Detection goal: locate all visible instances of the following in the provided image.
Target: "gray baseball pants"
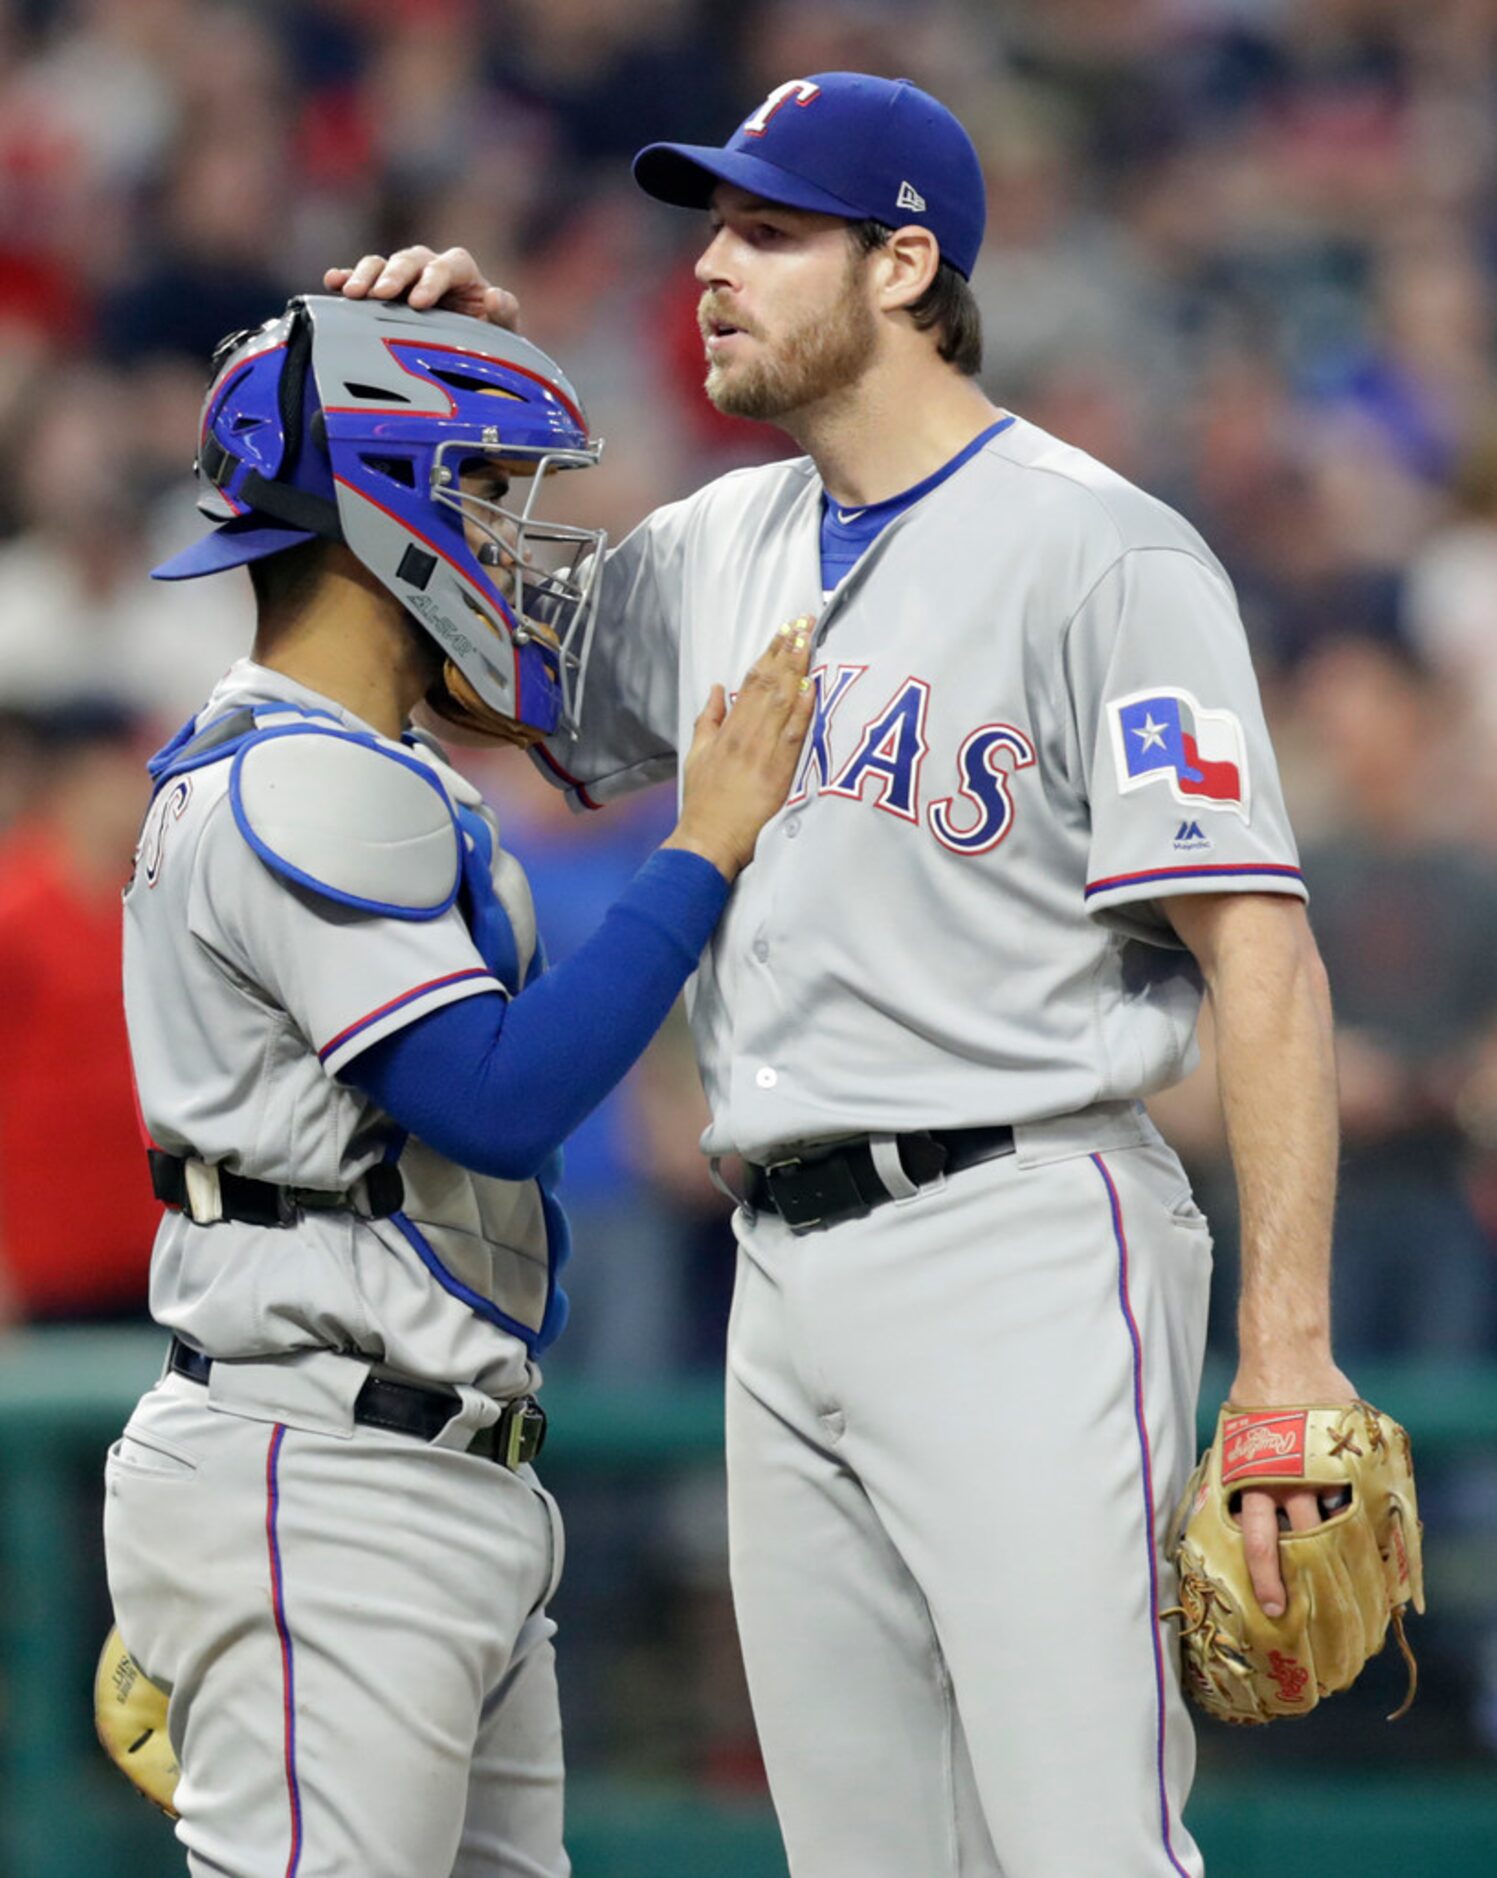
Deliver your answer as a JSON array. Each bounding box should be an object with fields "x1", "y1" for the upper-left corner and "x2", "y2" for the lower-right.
[
  {"x1": 726, "y1": 1104, "x2": 1211, "y2": 1877},
  {"x1": 104, "y1": 1358, "x2": 568, "y2": 1877}
]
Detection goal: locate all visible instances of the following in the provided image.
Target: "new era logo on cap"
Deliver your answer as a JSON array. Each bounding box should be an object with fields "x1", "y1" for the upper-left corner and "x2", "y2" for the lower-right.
[{"x1": 632, "y1": 72, "x2": 988, "y2": 280}]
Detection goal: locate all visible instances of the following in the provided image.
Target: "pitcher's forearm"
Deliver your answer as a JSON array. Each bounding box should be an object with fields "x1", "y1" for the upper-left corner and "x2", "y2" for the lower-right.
[
  {"x1": 1165, "y1": 894, "x2": 1342, "y2": 1394},
  {"x1": 1221, "y1": 925, "x2": 1338, "y2": 1373}
]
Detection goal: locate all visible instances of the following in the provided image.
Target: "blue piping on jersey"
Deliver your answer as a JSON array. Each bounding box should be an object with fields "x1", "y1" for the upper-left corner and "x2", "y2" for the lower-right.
[
  {"x1": 317, "y1": 969, "x2": 496, "y2": 1063},
  {"x1": 227, "y1": 722, "x2": 461, "y2": 923},
  {"x1": 1085, "y1": 862, "x2": 1304, "y2": 899}
]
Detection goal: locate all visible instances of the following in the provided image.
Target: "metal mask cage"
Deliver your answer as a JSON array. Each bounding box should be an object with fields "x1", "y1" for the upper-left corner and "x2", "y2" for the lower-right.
[{"x1": 429, "y1": 436, "x2": 606, "y2": 737}]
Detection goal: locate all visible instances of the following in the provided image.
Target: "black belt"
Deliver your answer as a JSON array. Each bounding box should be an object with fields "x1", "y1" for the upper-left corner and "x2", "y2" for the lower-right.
[
  {"x1": 149, "y1": 1150, "x2": 403, "y2": 1228},
  {"x1": 167, "y1": 1337, "x2": 546, "y2": 1469},
  {"x1": 745, "y1": 1124, "x2": 1016, "y2": 1234}
]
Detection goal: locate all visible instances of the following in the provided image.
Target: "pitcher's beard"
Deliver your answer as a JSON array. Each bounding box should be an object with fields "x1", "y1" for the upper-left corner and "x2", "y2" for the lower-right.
[{"x1": 704, "y1": 282, "x2": 879, "y2": 421}]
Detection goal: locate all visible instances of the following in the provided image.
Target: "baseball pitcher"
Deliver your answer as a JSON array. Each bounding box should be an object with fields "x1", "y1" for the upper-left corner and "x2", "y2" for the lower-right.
[{"x1": 332, "y1": 72, "x2": 1422, "y2": 1878}]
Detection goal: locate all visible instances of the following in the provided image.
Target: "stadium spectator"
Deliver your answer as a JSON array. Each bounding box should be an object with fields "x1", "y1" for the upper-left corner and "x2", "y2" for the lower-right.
[{"x1": 0, "y1": 699, "x2": 157, "y2": 1324}]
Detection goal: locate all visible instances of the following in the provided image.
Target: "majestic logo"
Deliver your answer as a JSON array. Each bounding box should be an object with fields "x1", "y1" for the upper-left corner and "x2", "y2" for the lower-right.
[
  {"x1": 1267, "y1": 1651, "x2": 1310, "y2": 1702},
  {"x1": 1109, "y1": 687, "x2": 1250, "y2": 820},
  {"x1": 1221, "y1": 1411, "x2": 1308, "y2": 1485},
  {"x1": 896, "y1": 180, "x2": 927, "y2": 213},
  {"x1": 741, "y1": 79, "x2": 822, "y2": 137},
  {"x1": 1173, "y1": 818, "x2": 1210, "y2": 851}
]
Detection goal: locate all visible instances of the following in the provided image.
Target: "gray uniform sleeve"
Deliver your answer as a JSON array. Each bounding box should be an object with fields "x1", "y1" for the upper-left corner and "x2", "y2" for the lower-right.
[
  {"x1": 534, "y1": 497, "x2": 692, "y2": 808},
  {"x1": 188, "y1": 801, "x2": 503, "y2": 1078},
  {"x1": 1062, "y1": 546, "x2": 1306, "y2": 942}
]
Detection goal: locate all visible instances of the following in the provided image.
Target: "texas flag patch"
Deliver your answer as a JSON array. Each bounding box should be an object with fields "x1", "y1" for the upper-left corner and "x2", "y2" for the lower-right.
[{"x1": 1108, "y1": 687, "x2": 1250, "y2": 821}]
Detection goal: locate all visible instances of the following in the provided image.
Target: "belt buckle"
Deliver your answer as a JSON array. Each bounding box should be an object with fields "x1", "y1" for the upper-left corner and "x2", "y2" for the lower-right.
[
  {"x1": 765, "y1": 1150, "x2": 867, "y2": 1234},
  {"x1": 758, "y1": 1155, "x2": 813, "y2": 1231},
  {"x1": 762, "y1": 1154, "x2": 820, "y2": 1232},
  {"x1": 495, "y1": 1397, "x2": 546, "y2": 1469}
]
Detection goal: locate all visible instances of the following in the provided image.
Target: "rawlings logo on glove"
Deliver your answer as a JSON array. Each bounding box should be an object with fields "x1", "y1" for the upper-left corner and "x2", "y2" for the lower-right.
[
  {"x1": 1165, "y1": 1400, "x2": 1425, "y2": 1726},
  {"x1": 1220, "y1": 1412, "x2": 1306, "y2": 1481}
]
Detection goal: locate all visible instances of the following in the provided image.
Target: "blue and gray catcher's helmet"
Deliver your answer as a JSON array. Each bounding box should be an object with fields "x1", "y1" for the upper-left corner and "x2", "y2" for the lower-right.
[{"x1": 153, "y1": 294, "x2": 606, "y2": 744}]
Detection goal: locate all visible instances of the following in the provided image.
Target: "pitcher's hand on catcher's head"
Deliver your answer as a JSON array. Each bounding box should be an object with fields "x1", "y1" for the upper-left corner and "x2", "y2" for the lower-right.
[{"x1": 325, "y1": 248, "x2": 519, "y2": 329}]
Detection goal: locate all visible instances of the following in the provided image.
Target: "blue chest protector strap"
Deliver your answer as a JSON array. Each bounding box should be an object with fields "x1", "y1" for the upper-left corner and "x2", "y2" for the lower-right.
[{"x1": 454, "y1": 802, "x2": 524, "y2": 991}]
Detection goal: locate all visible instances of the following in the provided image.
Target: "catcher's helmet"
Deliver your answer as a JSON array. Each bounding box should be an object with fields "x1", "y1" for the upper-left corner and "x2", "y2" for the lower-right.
[{"x1": 153, "y1": 295, "x2": 606, "y2": 742}]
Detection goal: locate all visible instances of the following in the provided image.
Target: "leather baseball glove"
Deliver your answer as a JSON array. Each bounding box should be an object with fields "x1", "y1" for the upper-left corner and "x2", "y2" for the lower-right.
[
  {"x1": 1166, "y1": 1400, "x2": 1424, "y2": 1726},
  {"x1": 94, "y1": 1626, "x2": 180, "y2": 1817}
]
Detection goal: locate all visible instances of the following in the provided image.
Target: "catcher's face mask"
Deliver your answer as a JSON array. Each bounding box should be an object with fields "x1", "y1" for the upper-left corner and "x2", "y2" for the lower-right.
[{"x1": 153, "y1": 295, "x2": 607, "y2": 744}]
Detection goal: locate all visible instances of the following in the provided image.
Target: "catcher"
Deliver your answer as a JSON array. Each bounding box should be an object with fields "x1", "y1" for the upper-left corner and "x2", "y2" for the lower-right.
[{"x1": 97, "y1": 293, "x2": 813, "y2": 1872}]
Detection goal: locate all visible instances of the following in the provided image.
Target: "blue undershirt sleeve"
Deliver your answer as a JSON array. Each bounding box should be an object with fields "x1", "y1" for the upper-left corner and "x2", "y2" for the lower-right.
[{"x1": 341, "y1": 848, "x2": 727, "y2": 1181}]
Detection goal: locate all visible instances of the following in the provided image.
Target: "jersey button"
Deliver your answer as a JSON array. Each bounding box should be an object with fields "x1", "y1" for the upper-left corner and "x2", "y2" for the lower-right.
[
  {"x1": 752, "y1": 939, "x2": 770, "y2": 962},
  {"x1": 755, "y1": 1066, "x2": 778, "y2": 1089},
  {"x1": 783, "y1": 817, "x2": 801, "y2": 839}
]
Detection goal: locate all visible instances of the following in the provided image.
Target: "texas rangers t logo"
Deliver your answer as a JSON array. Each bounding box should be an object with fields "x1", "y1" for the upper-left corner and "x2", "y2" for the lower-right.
[
  {"x1": 1109, "y1": 687, "x2": 1250, "y2": 820},
  {"x1": 741, "y1": 80, "x2": 822, "y2": 137}
]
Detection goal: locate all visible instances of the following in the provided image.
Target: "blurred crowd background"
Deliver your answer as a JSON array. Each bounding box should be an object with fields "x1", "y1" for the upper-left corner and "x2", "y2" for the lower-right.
[{"x1": 1, "y1": 0, "x2": 1495, "y2": 1824}]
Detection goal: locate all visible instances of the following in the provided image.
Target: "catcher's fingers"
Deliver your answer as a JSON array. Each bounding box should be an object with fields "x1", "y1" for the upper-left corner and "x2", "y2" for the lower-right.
[
  {"x1": 735, "y1": 624, "x2": 813, "y2": 725},
  {"x1": 1239, "y1": 1485, "x2": 1322, "y2": 1616},
  {"x1": 689, "y1": 684, "x2": 728, "y2": 745},
  {"x1": 748, "y1": 615, "x2": 814, "y2": 687},
  {"x1": 687, "y1": 621, "x2": 812, "y2": 745}
]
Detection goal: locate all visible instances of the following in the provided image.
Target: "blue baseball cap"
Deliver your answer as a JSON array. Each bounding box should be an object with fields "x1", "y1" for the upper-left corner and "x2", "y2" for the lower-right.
[{"x1": 633, "y1": 72, "x2": 986, "y2": 281}]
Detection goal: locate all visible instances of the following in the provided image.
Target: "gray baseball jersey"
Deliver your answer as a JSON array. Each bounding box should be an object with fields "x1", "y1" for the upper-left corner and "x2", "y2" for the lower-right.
[
  {"x1": 113, "y1": 658, "x2": 574, "y2": 1876},
  {"x1": 542, "y1": 414, "x2": 1305, "y2": 1162},
  {"x1": 534, "y1": 410, "x2": 1310, "y2": 1875},
  {"x1": 126, "y1": 659, "x2": 555, "y2": 1396}
]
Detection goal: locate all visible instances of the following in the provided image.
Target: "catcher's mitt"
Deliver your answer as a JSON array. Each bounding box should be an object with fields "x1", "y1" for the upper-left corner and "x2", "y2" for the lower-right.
[
  {"x1": 1166, "y1": 1401, "x2": 1424, "y2": 1726},
  {"x1": 94, "y1": 1626, "x2": 180, "y2": 1817}
]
